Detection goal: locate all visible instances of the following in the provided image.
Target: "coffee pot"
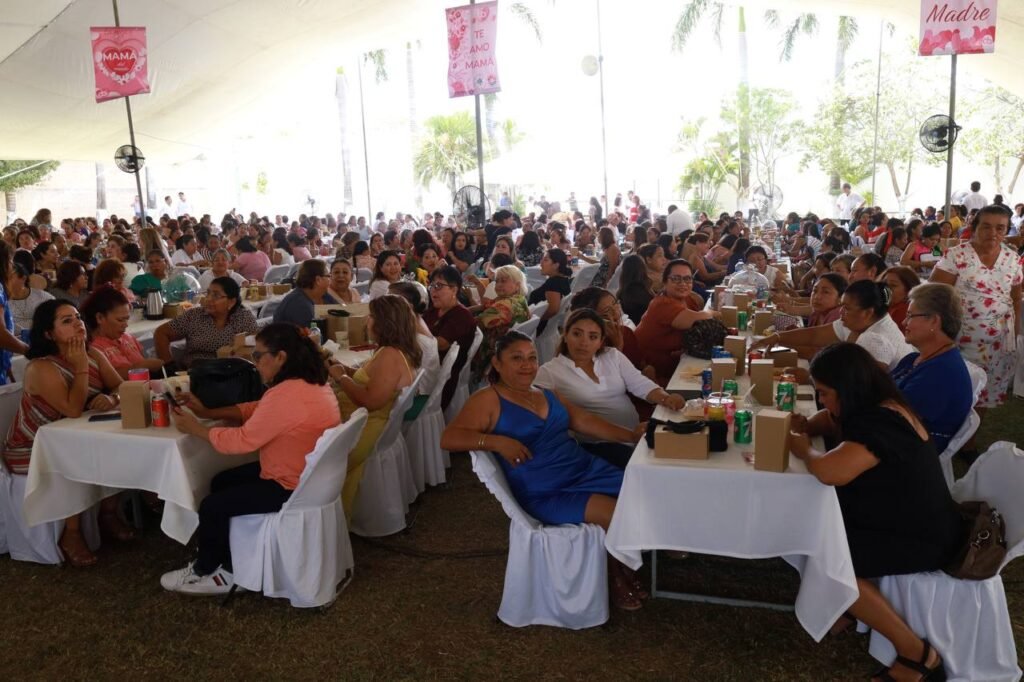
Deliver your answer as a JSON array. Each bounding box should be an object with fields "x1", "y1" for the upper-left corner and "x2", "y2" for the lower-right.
[{"x1": 144, "y1": 288, "x2": 165, "y2": 320}]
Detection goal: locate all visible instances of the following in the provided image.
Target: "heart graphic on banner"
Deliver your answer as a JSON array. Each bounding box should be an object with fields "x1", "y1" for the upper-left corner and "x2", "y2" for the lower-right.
[{"x1": 101, "y1": 47, "x2": 137, "y2": 77}]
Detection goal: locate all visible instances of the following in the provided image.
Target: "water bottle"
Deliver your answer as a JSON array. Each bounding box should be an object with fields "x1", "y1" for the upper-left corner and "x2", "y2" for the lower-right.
[
  {"x1": 308, "y1": 323, "x2": 322, "y2": 346},
  {"x1": 773, "y1": 235, "x2": 782, "y2": 259}
]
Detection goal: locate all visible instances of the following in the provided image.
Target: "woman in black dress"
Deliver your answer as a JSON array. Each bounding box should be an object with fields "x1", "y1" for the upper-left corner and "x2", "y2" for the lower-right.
[
  {"x1": 791, "y1": 342, "x2": 960, "y2": 680},
  {"x1": 527, "y1": 248, "x2": 572, "y2": 335}
]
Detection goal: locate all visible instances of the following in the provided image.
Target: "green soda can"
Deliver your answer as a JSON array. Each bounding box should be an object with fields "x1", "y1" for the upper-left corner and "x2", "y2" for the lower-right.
[
  {"x1": 775, "y1": 381, "x2": 796, "y2": 412},
  {"x1": 722, "y1": 379, "x2": 739, "y2": 397},
  {"x1": 737, "y1": 310, "x2": 748, "y2": 331},
  {"x1": 734, "y1": 410, "x2": 753, "y2": 444}
]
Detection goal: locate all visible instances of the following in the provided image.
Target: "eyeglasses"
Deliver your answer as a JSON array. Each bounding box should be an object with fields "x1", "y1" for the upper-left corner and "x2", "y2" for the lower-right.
[
  {"x1": 206, "y1": 292, "x2": 227, "y2": 300},
  {"x1": 428, "y1": 282, "x2": 454, "y2": 290},
  {"x1": 251, "y1": 349, "x2": 267, "y2": 361},
  {"x1": 904, "y1": 312, "x2": 933, "y2": 321},
  {"x1": 666, "y1": 275, "x2": 693, "y2": 284}
]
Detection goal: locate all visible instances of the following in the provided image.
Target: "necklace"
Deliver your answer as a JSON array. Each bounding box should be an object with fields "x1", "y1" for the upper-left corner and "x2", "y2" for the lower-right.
[
  {"x1": 914, "y1": 342, "x2": 954, "y2": 366},
  {"x1": 498, "y1": 381, "x2": 542, "y2": 412}
]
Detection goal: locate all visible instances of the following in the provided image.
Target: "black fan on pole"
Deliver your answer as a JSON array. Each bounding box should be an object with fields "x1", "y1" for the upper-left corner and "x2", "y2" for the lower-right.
[
  {"x1": 453, "y1": 185, "x2": 490, "y2": 228},
  {"x1": 919, "y1": 115, "x2": 961, "y2": 153},
  {"x1": 114, "y1": 144, "x2": 145, "y2": 173}
]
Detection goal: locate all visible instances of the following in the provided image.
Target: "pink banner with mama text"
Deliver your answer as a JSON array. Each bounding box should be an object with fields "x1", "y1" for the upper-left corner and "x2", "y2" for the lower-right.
[
  {"x1": 446, "y1": 1, "x2": 500, "y2": 98},
  {"x1": 91, "y1": 26, "x2": 151, "y2": 103},
  {"x1": 919, "y1": 0, "x2": 997, "y2": 56}
]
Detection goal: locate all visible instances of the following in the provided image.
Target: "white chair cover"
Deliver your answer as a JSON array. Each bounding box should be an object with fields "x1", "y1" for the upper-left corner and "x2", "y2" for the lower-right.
[
  {"x1": 605, "y1": 263, "x2": 622, "y2": 293},
  {"x1": 228, "y1": 410, "x2": 368, "y2": 608},
  {"x1": 470, "y1": 450, "x2": 609, "y2": 629},
  {"x1": 403, "y1": 344, "x2": 459, "y2": 490},
  {"x1": 535, "y1": 295, "x2": 572, "y2": 365},
  {"x1": 263, "y1": 264, "x2": 291, "y2": 283},
  {"x1": 444, "y1": 328, "x2": 483, "y2": 423},
  {"x1": 868, "y1": 441, "x2": 1024, "y2": 682},
  {"x1": 527, "y1": 301, "x2": 548, "y2": 319},
  {"x1": 512, "y1": 316, "x2": 541, "y2": 339},
  {"x1": 261, "y1": 299, "x2": 283, "y2": 320},
  {"x1": 356, "y1": 267, "x2": 373, "y2": 283},
  {"x1": 570, "y1": 263, "x2": 600, "y2": 293},
  {"x1": 939, "y1": 361, "x2": 987, "y2": 488},
  {"x1": 350, "y1": 372, "x2": 423, "y2": 537},
  {"x1": 0, "y1": 381, "x2": 102, "y2": 562},
  {"x1": 525, "y1": 266, "x2": 544, "y2": 290},
  {"x1": 352, "y1": 281, "x2": 369, "y2": 296}
]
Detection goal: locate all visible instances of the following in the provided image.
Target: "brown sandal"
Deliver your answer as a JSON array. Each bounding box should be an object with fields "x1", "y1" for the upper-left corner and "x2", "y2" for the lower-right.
[
  {"x1": 59, "y1": 534, "x2": 97, "y2": 568},
  {"x1": 100, "y1": 512, "x2": 137, "y2": 542},
  {"x1": 611, "y1": 574, "x2": 644, "y2": 611}
]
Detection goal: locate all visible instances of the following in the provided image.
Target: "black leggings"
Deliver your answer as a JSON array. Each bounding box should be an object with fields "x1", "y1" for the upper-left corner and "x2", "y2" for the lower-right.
[{"x1": 194, "y1": 462, "x2": 292, "y2": 575}]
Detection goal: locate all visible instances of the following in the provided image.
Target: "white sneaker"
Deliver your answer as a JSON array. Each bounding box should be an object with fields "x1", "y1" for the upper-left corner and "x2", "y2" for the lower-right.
[{"x1": 160, "y1": 562, "x2": 242, "y2": 596}]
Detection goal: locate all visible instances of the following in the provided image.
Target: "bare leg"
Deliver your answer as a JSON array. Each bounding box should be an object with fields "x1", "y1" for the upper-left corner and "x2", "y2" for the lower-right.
[
  {"x1": 99, "y1": 494, "x2": 136, "y2": 542},
  {"x1": 849, "y1": 578, "x2": 940, "y2": 681},
  {"x1": 59, "y1": 513, "x2": 97, "y2": 567},
  {"x1": 584, "y1": 494, "x2": 645, "y2": 610}
]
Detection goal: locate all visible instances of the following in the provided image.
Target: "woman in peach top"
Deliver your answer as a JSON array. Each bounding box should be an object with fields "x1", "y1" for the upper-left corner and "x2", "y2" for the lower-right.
[{"x1": 162, "y1": 323, "x2": 341, "y2": 596}]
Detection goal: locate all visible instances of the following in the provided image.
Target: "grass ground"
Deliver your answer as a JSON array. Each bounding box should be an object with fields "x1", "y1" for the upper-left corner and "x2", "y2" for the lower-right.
[{"x1": 1, "y1": 400, "x2": 1022, "y2": 680}]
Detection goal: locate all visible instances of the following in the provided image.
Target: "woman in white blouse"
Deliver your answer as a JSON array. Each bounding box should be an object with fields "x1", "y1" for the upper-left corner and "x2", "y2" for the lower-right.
[
  {"x1": 534, "y1": 308, "x2": 684, "y2": 468},
  {"x1": 388, "y1": 281, "x2": 440, "y2": 420}
]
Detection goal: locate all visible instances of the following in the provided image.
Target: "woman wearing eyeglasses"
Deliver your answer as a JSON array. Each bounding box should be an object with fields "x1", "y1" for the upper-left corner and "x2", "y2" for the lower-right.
[
  {"x1": 154, "y1": 276, "x2": 258, "y2": 369},
  {"x1": 633, "y1": 259, "x2": 718, "y2": 385},
  {"x1": 425, "y1": 266, "x2": 477, "y2": 410}
]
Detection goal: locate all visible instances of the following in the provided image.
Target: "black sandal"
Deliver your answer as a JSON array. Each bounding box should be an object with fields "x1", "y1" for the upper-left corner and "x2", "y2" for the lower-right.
[
  {"x1": 829, "y1": 610, "x2": 857, "y2": 637},
  {"x1": 873, "y1": 640, "x2": 946, "y2": 681}
]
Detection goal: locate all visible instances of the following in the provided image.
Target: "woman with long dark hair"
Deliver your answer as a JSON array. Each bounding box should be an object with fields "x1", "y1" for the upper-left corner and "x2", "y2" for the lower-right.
[
  {"x1": 164, "y1": 323, "x2": 341, "y2": 595},
  {"x1": 790, "y1": 343, "x2": 958, "y2": 679}
]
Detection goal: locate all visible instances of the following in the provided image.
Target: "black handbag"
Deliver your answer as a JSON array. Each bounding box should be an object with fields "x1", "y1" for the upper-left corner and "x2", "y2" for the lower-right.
[
  {"x1": 188, "y1": 358, "x2": 266, "y2": 409},
  {"x1": 943, "y1": 500, "x2": 1007, "y2": 581},
  {"x1": 683, "y1": 318, "x2": 729, "y2": 359}
]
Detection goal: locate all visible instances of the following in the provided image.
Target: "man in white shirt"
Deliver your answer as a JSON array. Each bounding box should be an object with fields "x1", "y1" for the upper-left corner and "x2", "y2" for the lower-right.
[
  {"x1": 162, "y1": 195, "x2": 174, "y2": 218},
  {"x1": 175, "y1": 192, "x2": 193, "y2": 218},
  {"x1": 170, "y1": 234, "x2": 208, "y2": 267},
  {"x1": 962, "y1": 181, "x2": 988, "y2": 213},
  {"x1": 835, "y1": 183, "x2": 864, "y2": 227},
  {"x1": 665, "y1": 204, "x2": 693, "y2": 236}
]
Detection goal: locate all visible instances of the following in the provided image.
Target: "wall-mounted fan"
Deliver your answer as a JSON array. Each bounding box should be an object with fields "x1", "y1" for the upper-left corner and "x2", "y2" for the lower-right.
[
  {"x1": 919, "y1": 115, "x2": 961, "y2": 153},
  {"x1": 114, "y1": 144, "x2": 145, "y2": 173},
  {"x1": 453, "y1": 185, "x2": 490, "y2": 228}
]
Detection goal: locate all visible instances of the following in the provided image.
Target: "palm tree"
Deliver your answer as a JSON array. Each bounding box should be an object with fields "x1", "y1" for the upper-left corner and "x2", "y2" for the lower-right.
[
  {"x1": 334, "y1": 67, "x2": 354, "y2": 211},
  {"x1": 413, "y1": 112, "x2": 479, "y2": 197},
  {"x1": 95, "y1": 162, "x2": 107, "y2": 216},
  {"x1": 406, "y1": 41, "x2": 423, "y2": 213},
  {"x1": 672, "y1": 2, "x2": 752, "y2": 202},
  {"x1": 764, "y1": 11, "x2": 859, "y2": 194}
]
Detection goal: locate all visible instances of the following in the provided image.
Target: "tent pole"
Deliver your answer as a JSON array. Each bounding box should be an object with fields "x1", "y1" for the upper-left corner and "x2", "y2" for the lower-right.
[
  {"x1": 596, "y1": 0, "x2": 609, "y2": 218},
  {"x1": 357, "y1": 57, "x2": 372, "y2": 220},
  {"x1": 471, "y1": 0, "x2": 485, "y2": 205},
  {"x1": 111, "y1": 0, "x2": 147, "y2": 226},
  {"x1": 944, "y1": 54, "x2": 957, "y2": 221}
]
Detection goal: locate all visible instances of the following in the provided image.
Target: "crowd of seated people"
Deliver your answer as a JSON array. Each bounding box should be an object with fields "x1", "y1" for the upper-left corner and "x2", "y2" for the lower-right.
[{"x1": 1, "y1": 199, "x2": 1015, "y2": 679}]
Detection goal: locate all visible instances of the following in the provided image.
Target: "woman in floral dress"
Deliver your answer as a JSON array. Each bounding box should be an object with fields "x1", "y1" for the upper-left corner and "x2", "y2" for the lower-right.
[
  {"x1": 471, "y1": 265, "x2": 529, "y2": 385},
  {"x1": 932, "y1": 205, "x2": 1022, "y2": 409}
]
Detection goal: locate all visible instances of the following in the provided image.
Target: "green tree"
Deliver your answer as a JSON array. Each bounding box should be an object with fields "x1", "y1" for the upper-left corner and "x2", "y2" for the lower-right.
[
  {"x1": 764, "y1": 11, "x2": 860, "y2": 193},
  {"x1": 961, "y1": 86, "x2": 1024, "y2": 194},
  {"x1": 1, "y1": 160, "x2": 59, "y2": 218},
  {"x1": 799, "y1": 90, "x2": 874, "y2": 190},
  {"x1": 255, "y1": 171, "x2": 269, "y2": 195},
  {"x1": 413, "y1": 112, "x2": 479, "y2": 196},
  {"x1": 672, "y1": 2, "x2": 752, "y2": 201},
  {"x1": 723, "y1": 88, "x2": 801, "y2": 210},
  {"x1": 675, "y1": 118, "x2": 737, "y2": 215}
]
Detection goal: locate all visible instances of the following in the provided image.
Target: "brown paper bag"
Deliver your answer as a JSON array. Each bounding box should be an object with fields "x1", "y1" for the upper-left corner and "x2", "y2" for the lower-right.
[
  {"x1": 120, "y1": 381, "x2": 152, "y2": 429},
  {"x1": 754, "y1": 409, "x2": 791, "y2": 473}
]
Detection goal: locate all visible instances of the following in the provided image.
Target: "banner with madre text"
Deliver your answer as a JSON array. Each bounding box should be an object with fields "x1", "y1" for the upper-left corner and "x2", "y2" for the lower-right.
[
  {"x1": 446, "y1": 2, "x2": 500, "y2": 98},
  {"x1": 919, "y1": 0, "x2": 997, "y2": 56},
  {"x1": 91, "y1": 27, "x2": 151, "y2": 103}
]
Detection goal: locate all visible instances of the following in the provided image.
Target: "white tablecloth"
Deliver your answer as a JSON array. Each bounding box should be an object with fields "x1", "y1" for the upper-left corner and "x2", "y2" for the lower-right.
[
  {"x1": 23, "y1": 413, "x2": 255, "y2": 544},
  {"x1": 605, "y1": 400, "x2": 858, "y2": 641}
]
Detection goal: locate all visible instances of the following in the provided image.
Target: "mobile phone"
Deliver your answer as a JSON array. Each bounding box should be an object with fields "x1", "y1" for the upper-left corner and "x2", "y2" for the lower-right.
[
  {"x1": 162, "y1": 391, "x2": 180, "y2": 408},
  {"x1": 88, "y1": 412, "x2": 122, "y2": 422}
]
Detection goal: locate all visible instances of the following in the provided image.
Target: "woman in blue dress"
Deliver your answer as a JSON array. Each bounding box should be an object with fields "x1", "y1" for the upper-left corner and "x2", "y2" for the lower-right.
[
  {"x1": 442, "y1": 330, "x2": 647, "y2": 610},
  {"x1": 0, "y1": 241, "x2": 29, "y2": 382}
]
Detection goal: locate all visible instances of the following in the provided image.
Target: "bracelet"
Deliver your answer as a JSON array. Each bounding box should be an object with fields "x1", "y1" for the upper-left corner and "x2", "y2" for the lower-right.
[
  {"x1": 477, "y1": 434, "x2": 487, "y2": 449},
  {"x1": 74, "y1": 370, "x2": 89, "y2": 376}
]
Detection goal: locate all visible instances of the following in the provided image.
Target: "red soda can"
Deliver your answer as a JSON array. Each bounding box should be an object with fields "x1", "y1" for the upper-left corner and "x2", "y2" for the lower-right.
[
  {"x1": 152, "y1": 396, "x2": 170, "y2": 427},
  {"x1": 128, "y1": 368, "x2": 150, "y2": 382}
]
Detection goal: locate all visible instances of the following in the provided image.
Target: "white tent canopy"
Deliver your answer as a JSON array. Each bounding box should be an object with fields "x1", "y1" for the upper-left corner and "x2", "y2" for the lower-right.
[
  {"x1": 0, "y1": 0, "x2": 445, "y2": 161},
  {"x1": 0, "y1": 0, "x2": 1022, "y2": 162}
]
